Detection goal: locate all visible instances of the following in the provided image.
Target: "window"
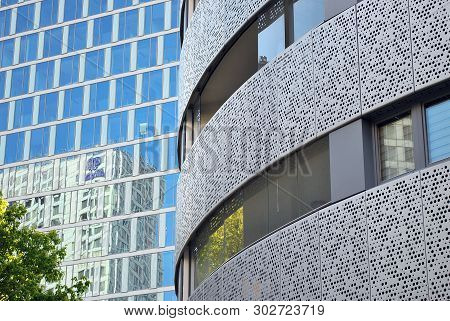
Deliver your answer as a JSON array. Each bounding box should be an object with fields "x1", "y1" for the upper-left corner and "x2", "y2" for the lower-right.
[
  {"x1": 145, "y1": 3, "x2": 164, "y2": 34},
  {"x1": 169, "y1": 67, "x2": 178, "y2": 97},
  {"x1": 11, "y1": 66, "x2": 30, "y2": 97},
  {"x1": 257, "y1": 0, "x2": 285, "y2": 68},
  {"x1": 111, "y1": 44, "x2": 131, "y2": 75},
  {"x1": 89, "y1": 0, "x2": 108, "y2": 15},
  {"x1": 19, "y1": 34, "x2": 38, "y2": 63},
  {"x1": 161, "y1": 102, "x2": 177, "y2": 134},
  {"x1": 89, "y1": 81, "x2": 110, "y2": 112},
  {"x1": 93, "y1": 16, "x2": 112, "y2": 46},
  {"x1": 160, "y1": 173, "x2": 178, "y2": 208},
  {"x1": 67, "y1": 22, "x2": 87, "y2": 52},
  {"x1": 63, "y1": 87, "x2": 83, "y2": 118},
  {"x1": 81, "y1": 117, "x2": 102, "y2": 149},
  {"x1": 13, "y1": 98, "x2": 33, "y2": 128},
  {"x1": 35, "y1": 61, "x2": 55, "y2": 91},
  {"x1": 60, "y1": 56, "x2": 79, "y2": 86},
  {"x1": 5, "y1": 132, "x2": 25, "y2": 164},
  {"x1": 107, "y1": 111, "x2": 128, "y2": 144},
  {"x1": 137, "y1": 38, "x2": 158, "y2": 69},
  {"x1": 0, "y1": 39, "x2": 14, "y2": 67},
  {"x1": 16, "y1": 4, "x2": 35, "y2": 33},
  {"x1": 166, "y1": 137, "x2": 178, "y2": 170},
  {"x1": 118, "y1": 9, "x2": 138, "y2": 41},
  {"x1": 30, "y1": 127, "x2": 50, "y2": 159},
  {"x1": 171, "y1": 0, "x2": 179, "y2": 29},
  {"x1": 426, "y1": 99, "x2": 450, "y2": 163},
  {"x1": 131, "y1": 178, "x2": 153, "y2": 213},
  {"x1": 163, "y1": 33, "x2": 179, "y2": 64},
  {"x1": 134, "y1": 106, "x2": 155, "y2": 139},
  {"x1": 55, "y1": 122, "x2": 76, "y2": 154},
  {"x1": 111, "y1": 145, "x2": 134, "y2": 180},
  {"x1": 43, "y1": 28, "x2": 63, "y2": 58},
  {"x1": 114, "y1": 0, "x2": 133, "y2": 9},
  {"x1": 38, "y1": 92, "x2": 58, "y2": 123},
  {"x1": 85, "y1": 49, "x2": 105, "y2": 81},
  {"x1": 64, "y1": 0, "x2": 83, "y2": 22},
  {"x1": 292, "y1": 0, "x2": 324, "y2": 41},
  {"x1": 0, "y1": 103, "x2": 8, "y2": 131},
  {"x1": 40, "y1": 0, "x2": 59, "y2": 27},
  {"x1": 141, "y1": 70, "x2": 162, "y2": 102},
  {"x1": 0, "y1": 10, "x2": 11, "y2": 37},
  {"x1": 0, "y1": 71, "x2": 5, "y2": 99},
  {"x1": 378, "y1": 113, "x2": 415, "y2": 181},
  {"x1": 139, "y1": 140, "x2": 161, "y2": 173},
  {"x1": 115, "y1": 76, "x2": 135, "y2": 108}
]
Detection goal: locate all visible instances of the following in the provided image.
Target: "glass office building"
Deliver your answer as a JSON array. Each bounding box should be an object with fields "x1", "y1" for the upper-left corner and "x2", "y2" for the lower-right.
[{"x1": 0, "y1": 0, "x2": 180, "y2": 301}]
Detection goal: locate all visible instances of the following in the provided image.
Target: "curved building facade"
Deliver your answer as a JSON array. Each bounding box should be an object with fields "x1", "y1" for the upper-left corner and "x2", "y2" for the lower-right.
[{"x1": 175, "y1": 0, "x2": 450, "y2": 300}]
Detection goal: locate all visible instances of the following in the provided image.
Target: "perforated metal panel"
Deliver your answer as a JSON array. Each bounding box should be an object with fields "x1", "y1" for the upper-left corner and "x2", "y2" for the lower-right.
[
  {"x1": 221, "y1": 251, "x2": 249, "y2": 301},
  {"x1": 421, "y1": 162, "x2": 450, "y2": 300},
  {"x1": 202, "y1": 268, "x2": 224, "y2": 301},
  {"x1": 366, "y1": 172, "x2": 428, "y2": 300},
  {"x1": 357, "y1": 0, "x2": 414, "y2": 113},
  {"x1": 279, "y1": 213, "x2": 321, "y2": 301},
  {"x1": 189, "y1": 284, "x2": 204, "y2": 301},
  {"x1": 319, "y1": 193, "x2": 370, "y2": 301},
  {"x1": 410, "y1": 0, "x2": 450, "y2": 89},
  {"x1": 314, "y1": 6, "x2": 360, "y2": 135}
]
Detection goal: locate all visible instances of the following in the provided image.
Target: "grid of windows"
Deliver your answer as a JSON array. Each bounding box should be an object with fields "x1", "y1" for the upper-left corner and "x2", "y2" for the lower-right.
[{"x1": 0, "y1": 0, "x2": 180, "y2": 301}]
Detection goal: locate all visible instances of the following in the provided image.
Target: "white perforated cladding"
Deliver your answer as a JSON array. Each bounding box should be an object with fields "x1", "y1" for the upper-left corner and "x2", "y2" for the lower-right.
[
  {"x1": 410, "y1": 0, "x2": 450, "y2": 89},
  {"x1": 189, "y1": 161, "x2": 450, "y2": 301}
]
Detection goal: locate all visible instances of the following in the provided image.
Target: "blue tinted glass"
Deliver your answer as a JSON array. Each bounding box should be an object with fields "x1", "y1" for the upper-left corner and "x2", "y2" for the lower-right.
[
  {"x1": 0, "y1": 103, "x2": 8, "y2": 131},
  {"x1": 160, "y1": 173, "x2": 178, "y2": 207},
  {"x1": 13, "y1": 98, "x2": 33, "y2": 128},
  {"x1": 163, "y1": 33, "x2": 178, "y2": 64},
  {"x1": 19, "y1": 34, "x2": 38, "y2": 63},
  {"x1": 258, "y1": 11, "x2": 285, "y2": 67},
  {"x1": 38, "y1": 92, "x2": 58, "y2": 123},
  {"x1": 111, "y1": 44, "x2": 130, "y2": 75},
  {"x1": 293, "y1": 0, "x2": 324, "y2": 41},
  {"x1": 1, "y1": 39, "x2": 14, "y2": 67},
  {"x1": 114, "y1": 0, "x2": 132, "y2": 10},
  {"x1": 167, "y1": 137, "x2": 178, "y2": 169},
  {"x1": 40, "y1": 0, "x2": 59, "y2": 27},
  {"x1": 89, "y1": 0, "x2": 107, "y2": 15},
  {"x1": 149, "y1": 70, "x2": 162, "y2": 101},
  {"x1": 43, "y1": 28, "x2": 63, "y2": 58},
  {"x1": 119, "y1": 9, "x2": 138, "y2": 40},
  {"x1": 11, "y1": 67, "x2": 30, "y2": 97},
  {"x1": 63, "y1": 87, "x2": 83, "y2": 118},
  {"x1": 116, "y1": 76, "x2": 135, "y2": 108},
  {"x1": 90, "y1": 81, "x2": 109, "y2": 113},
  {"x1": 165, "y1": 212, "x2": 175, "y2": 246},
  {"x1": 163, "y1": 291, "x2": 177, "y2": 301},
  {"x1": 81, "y1": 117, "x2": 102, "y2": 149},
  {"x1": 16, "y1": 4, "x2": 35, "y2": 33},
  {"x1": 137, "y1": 38, "x2": 158, "y2": 70},
  {"x1": 5, "y1": 132, "x2": 24, "y2": 164},
  {"x1": 161, "y1": 102, "x2": 177, "y2": 134},
  {"x1": 93, "y1": 16, "x2": 112, "y2": 46},
  {"x1": 151, "y1": 4, "x2": 164, "y2": 33},
  {"x1": 64, "y1": 0, "x2": 83, "y2": 22},
  {"x1": 108, "y1": 112, "x2": 128, "y2": 144},
  {"x1": 60, "y1": 56, "x2": 79, "y2": 86},
  {"x1": 30, "y1": 127, "x2": 49, "y2": 159},
  {"x1": 85, "y1": 49, "x2": 105, "y2": 81},
  {"x1": 171, "y1": 0, "x2": 179, "y2": 29},
  {"x1": 67, "y1": 22, "x2": 87, "y2": 52},
  {"x1": 134, "y1": 106, "x2": 155, "y2": 139},
  {"x1": 427, "y1": 100, "x2": 450, "y2": 163},
  {"x1": 169, "y1": 67, "x2": 177, "y2": 97},
  {"x1": 55, "y1": 122, "x2": 75, "y2": 154},
  {"x1": 0, "y1": 10, "x2": 11, "y2": 37},
  {"x1": 161, "y1": 251, "x2": 174, "y2": 286},
  {"x1": 139, "y1": 140, "x2": 161, "y2": 171},
  {"x1": 35, "y1": 61, "x2": 55, "y2": 91},
  {"x1": 0, "y1": 71, "x2": 5, "y2": 99}
]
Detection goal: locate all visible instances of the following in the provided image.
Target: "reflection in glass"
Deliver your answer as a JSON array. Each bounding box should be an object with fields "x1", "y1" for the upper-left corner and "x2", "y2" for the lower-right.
[
  {"x1": 109, "y1": 220, "x2": 131, "y2": 255},
  {"x1": 293, "y1": 0, "x2": 324, "y2": 41},
  {"x1": 426, "y1": 99, "x2": 450, "y2": 163}
]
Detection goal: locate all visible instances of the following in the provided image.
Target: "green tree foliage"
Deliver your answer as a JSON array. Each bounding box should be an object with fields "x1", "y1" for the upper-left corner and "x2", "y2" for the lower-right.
[{"x1": 0, "y1": 196, "x2": 89, "y2": 301}]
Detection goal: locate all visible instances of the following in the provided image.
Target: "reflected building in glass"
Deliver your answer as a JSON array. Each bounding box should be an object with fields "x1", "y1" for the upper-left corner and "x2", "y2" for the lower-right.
[{"x1": 0, "y1": 0, "x2": 180, "y2": 301}]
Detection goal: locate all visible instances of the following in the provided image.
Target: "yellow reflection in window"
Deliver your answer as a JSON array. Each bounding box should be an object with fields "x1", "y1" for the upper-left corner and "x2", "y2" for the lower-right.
[{"x1": 224, "y1": 206, "x2": 244, "y2": 261}]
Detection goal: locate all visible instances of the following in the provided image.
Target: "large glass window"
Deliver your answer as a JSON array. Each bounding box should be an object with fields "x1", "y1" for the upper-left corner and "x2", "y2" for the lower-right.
[
  {"x1": 13, "y1": 98, "x2": 33, "y2": 128},
  {"x1": 137, "y1": 38, "x2": 158, "y2": 69},
  {"x1": 67, "y1": 22, "x2": 87, "y2": 52},
  {"x1": 30, "y1": 127, "x2": 50, "y2": 159},
  {"x1": 89, "y1": 81, "x2": 110, "y2": 112},
  {"x1": 161, "y1": 102, "x2": 177, "y2": 134},
  {"x1": 35, "y1": 61, "x2": 55, "y2": 91},
  {"x1": 139, "y1": 140, "x2": 161, "y2": 173},
  {"x1": 55, "y1": 122, "x2": 76, "y2": 154},
  {"x1": 5, "y1": 132, "x2": 25, "y2": 164},
  {"x1": 145, "y1": 3, "x2": 164, "y2": 34},
  {"x1": 115, "y1": 76, "x2": 135, "y2": 108},
  {"x1": 38, "y1": 92, "x2": 58, "y2": 123},
  {"x1": 111, "y1": 44, "x2": 131, "y2": 75},
  {"x1": 0, "y1": 10, "x2": 11, "y2": 37},
  {"x1": 85, "y1": 49, "x2": 105, "y2": 81},
  {"x1": 378, "y1": 113, "x2": 415, "y2": 181},
  {"x1": 426, "y1": 99, "x2": 450, "y2": 163},
  {"x1": 81, "y1": 117, "x2": 102, "y2": 149},
  {"x1": 293, "y1": 0, "x2": 324, "y2": 41},
  {"x1": 141, "y1": 70, "x2": 162, "y2": 102},
  {"x1": 163, "y1": 33, "x2": 179, "y2": 64},
  {"x1": 110, "y1": 145, "x2": 133, "y2": 180},
  {"x1": 60, "y1": 56, "x2": 79, "y2": 86},
  {"x1": 160, "y1": 173, "x2": 178, "y2": 208},
  {"x1": 89, "y1": 0, "x2": 108, "y2": 15},
  {"x1": 40, "y1": 0, "x2": 59, "y2": 27},
  {"x1": 19, "y1": 34, "x2": 38, "y2": 63},
  {"x1": 43, "y1": 28, "x2": 63, "y2": 58},
  {"x1": 0, "y1": 39, "x2": 14, "y2": 67},
  {"x1": 131, "y1": 178, "x2": 153, "y2": 213},
  {"x1": 114, "y1": 0, "x2": 133, "y2": 10},
  {"x1": 171, "y1": 0, "x2": 179, "y2": 29},
  {"x1": 107, "y1": 111, "x2": 128, "y2": 144},
  {"x1": 93, "y1": 16, "x2": 112, "y2": 46},
  {"x1": 257, "y1": 0, "x2": 285, "y2": 69},
  {"x1": 118, "y1": 9, "x2": 138, "y2": 41},
  {"x1": 63, "y1": 87, "x2": 83, "y2": 118},
  {"x1": 64, "y1": 0, "x2": 83, "y2": 22},
  {"x1": 0, "y1": 71, "x2": 5, "y2": 99},
  {"x1": 0, "y1": 103, "x2": 8, "y2": 131},
  {"x1": 11, "y1": 66, "x2": 30, "y2": 97},
  {"x1": 16, "y1": 4, "x2": 35, "y2": 33},
  {"x1": 134, "y1": 105, "x2": 155, "y2": 139}
]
